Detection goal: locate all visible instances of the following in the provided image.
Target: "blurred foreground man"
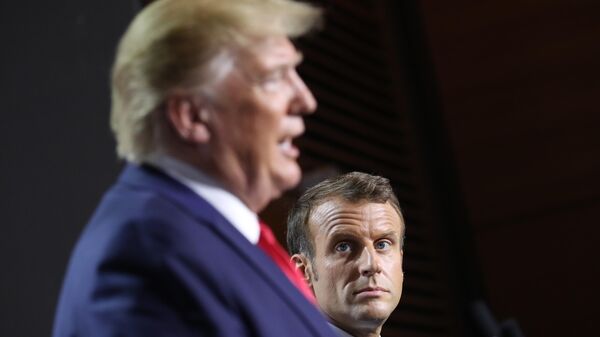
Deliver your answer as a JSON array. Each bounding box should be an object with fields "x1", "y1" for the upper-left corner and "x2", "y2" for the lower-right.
[
  {"x1": 288, "y1": 172, "x2": 405, "y2": 337},
  {"x1": 53, "y1": 1, "x2": 337, "y2": 336}
]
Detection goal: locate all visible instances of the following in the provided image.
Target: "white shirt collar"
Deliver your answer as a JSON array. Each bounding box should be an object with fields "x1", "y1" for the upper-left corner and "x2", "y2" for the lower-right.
[{"x1": 145, "y1": 154, "x2": 260, "y2": 244}]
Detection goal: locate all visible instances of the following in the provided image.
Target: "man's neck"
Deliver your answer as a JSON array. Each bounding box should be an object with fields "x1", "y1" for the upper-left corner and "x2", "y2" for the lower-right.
[
  {"x1": 145, "y1": 152, "x2": 260, "y2": 244},
  {"x1": 328, "y1": 322, "x2": 382, "y2": 337},
  {"x1": 159, "y1": 146, "x2": 270, "y2": 212}
]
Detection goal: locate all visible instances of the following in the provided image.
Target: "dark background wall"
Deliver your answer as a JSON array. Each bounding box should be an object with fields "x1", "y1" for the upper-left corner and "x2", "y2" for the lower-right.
[
  {"x1": 0, "y1": 1, "x2": 133, "y2": 335},
  {"x1": 1, "y1": 1, "x2": 598, "y2": 336},
  {"x1": 417, "y1": 0, "x2": 600, "y2": 335}
]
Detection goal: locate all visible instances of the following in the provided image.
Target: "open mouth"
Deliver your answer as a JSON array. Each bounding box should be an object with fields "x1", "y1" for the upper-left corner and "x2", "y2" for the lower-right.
[{"x1": 278, "y1": 137, "x2": 299, "y2": 159}]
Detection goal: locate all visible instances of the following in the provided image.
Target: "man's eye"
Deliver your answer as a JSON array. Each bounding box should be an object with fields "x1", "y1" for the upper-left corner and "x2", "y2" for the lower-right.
[
  {"x1": 335, "y1": 242, "x2": 351, "y2": 252},
  {"x1": 259, "y1": 71, "x2": 285, "y2": 88},
  {"x1": 375, "y1": 241, "x2": 391, "y2": 250},
  {"x1": 262, "y1": 74, "x2": 282, "y2": 84}
]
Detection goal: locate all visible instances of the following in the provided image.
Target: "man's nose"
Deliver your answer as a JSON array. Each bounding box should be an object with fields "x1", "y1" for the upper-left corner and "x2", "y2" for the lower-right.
[
  {"x1": 358, "y1": 246, "x2": 382, "y2": 277},
  {"x1": 289, "y1": 70, "x2": 317, "y2": 115}
]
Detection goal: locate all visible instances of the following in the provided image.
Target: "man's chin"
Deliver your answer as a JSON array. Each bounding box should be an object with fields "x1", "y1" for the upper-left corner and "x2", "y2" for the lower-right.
[
  {"x1": 351, "y1": 303, "x2": 393, "y2": 323},
  {"x1": 274, "y1": 164, "x2": 302, "y2": 192}
]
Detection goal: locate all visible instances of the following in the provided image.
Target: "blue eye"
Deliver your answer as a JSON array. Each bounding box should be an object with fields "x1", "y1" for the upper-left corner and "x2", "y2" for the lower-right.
[
  {"x1": 335, "y1": 242, "x2": 351, "y2": 252},
  {"x1": 375, "y1": 241, "x2": 391, "y2": 250}
]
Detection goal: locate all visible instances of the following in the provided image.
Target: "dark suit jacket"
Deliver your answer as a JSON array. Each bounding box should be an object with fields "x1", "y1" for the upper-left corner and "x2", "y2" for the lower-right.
[{"x1": 53, "y1": 164, "x2": 336, "y2": 337}]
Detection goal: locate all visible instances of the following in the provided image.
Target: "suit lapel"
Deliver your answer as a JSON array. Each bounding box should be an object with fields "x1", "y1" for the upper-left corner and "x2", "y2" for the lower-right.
[{"x1": 117, "y1": 164, "x2": 327, "y2": 333}]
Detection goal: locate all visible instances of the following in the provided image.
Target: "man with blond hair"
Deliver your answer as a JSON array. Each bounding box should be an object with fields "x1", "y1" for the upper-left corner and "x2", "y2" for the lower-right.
[{"x1": 53, "y1": 1, "x2": 337, "y2": 336}]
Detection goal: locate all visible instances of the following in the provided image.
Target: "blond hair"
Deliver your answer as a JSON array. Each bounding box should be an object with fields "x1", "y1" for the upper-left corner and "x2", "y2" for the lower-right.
[{"x1": 110, "y1": 0, "x2": 322, "y2": 162}]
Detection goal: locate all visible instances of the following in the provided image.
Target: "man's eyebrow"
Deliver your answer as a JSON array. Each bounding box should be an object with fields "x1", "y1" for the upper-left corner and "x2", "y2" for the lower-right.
[
  {"x1": 263, "y1": 52, "x2": 303, "y2": 75},
  {"x1": 378, "y1": 230, "x2": 401, "y2": 240},
  {"x1": 277, "y1": 51, "x2": 303, "y2": 69},
  {"x1": 325, "y1": 223, "x2": 362, "y2": 238}
]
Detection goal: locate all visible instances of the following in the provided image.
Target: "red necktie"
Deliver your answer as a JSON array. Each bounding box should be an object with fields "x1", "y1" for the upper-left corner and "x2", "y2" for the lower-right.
[{"x1": 257, "y1": 221, "x2": 316, "y2": 304}]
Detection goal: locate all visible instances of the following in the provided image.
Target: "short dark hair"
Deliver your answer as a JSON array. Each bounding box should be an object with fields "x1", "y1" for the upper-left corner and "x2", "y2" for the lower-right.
[{"x1": 286, "y1": 171, "x2": 404, "y2": 260}]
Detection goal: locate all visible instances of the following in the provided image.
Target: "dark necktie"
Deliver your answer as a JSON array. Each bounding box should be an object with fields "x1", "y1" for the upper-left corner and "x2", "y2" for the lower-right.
[{"x1": 257, "y1": 221, "x2": 316, "y2": 304}]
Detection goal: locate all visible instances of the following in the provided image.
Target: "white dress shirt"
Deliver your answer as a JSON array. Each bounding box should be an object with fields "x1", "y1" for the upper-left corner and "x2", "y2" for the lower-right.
[{"x1": 146, "y1": 154, "x2": 260, "y2": 244}]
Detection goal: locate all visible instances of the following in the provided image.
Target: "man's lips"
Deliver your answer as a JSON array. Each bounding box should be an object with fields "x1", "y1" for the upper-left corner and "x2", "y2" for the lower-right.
[
  {"x1": 278, "y1": 137, "x2": 300, "y2": 158},
  {"x1": 278, "y1": 120, "x2": 305, "y2": 159},
  {"x1": 353, "y1": 286, "x2": 389, "y2": 297}
]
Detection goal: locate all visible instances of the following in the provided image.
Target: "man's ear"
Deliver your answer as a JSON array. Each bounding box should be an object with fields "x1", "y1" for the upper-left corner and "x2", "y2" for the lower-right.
[
  {"x1": 291, "y1": 254, "x2": 313, "y2": 286},
  {"x1": 165, "y1": 95, "x2": 211, "y2": 144}
]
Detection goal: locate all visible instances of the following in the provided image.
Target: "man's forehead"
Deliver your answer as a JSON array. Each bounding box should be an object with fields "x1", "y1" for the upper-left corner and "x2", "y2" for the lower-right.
[
  {"x1": 236, "y1": 36, "x2": 302, "y2": 67},
  {"x1": 308, "y1": 198, "x2": 403, "y2": 237}
]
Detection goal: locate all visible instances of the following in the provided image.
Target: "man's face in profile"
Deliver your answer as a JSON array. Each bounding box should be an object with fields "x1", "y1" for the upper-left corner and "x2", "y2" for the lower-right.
[
  {"x1": 305, "y1": 199, "x2": 404, "y2": 329},
  {"x1": 204, "y1": 36, "x2": 317, "y2": 206}
]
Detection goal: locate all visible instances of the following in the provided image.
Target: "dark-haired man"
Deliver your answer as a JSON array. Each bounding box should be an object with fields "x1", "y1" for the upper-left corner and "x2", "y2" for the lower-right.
[{"x1": 288, "y1": 172, "x2": 405, "y2": 337}]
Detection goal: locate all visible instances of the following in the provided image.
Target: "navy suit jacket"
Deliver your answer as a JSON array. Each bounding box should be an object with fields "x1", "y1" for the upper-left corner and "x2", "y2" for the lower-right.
[{"x1": 53, "y1": 164, "x2": 336, "y2": 337}]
